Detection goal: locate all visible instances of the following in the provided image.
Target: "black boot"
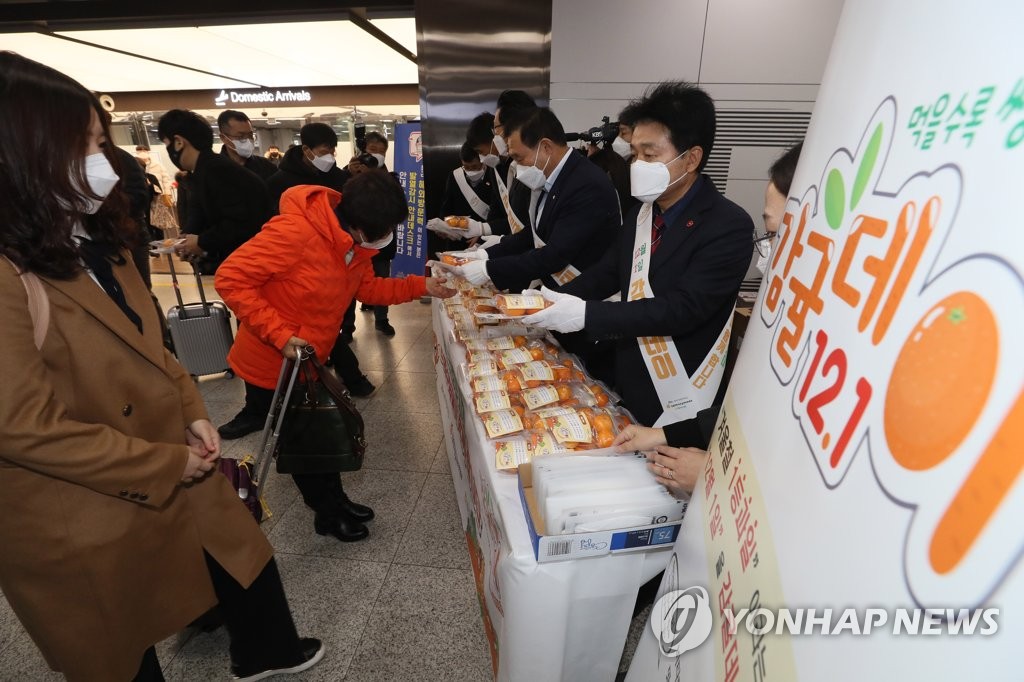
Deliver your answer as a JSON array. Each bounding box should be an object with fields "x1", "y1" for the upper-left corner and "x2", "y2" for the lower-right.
[
  {"x1": 331, "y1": 477, "x2": 375, "y2": 522},
  {"x1": 314, "y1": 508, "x2": 369, "y2": 542}
]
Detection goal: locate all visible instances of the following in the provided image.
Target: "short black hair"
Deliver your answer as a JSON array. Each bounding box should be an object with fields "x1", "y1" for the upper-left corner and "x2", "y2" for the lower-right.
[
  {"x1": 217, "y1": 109, "x2": 250, "y2": 130},
  {"x1": 466, "y1": 112, "x2": 495, "y2": 147},
  {"x1": 460, "y1": 141, "x2": 479, "y2": 163},
  {"x1": 768, "y1": 141, "x2": 803, "y2": 196},
  {"x1": 157, "y1": 109, "x2": 214, "y2": 151},
  {"x1": 506, "y1": 107, "x2": 566, "y2": 148},
  {"x1": 618, "y1": 102, "x2": 639, "y2": 128},
  {"x1": 627, "y1": 81, "x2": 716, "y2": 172},
  {"x1": 496, "y1": 90, "x2": 536, "y2": 111},
  {"x1": 339, "y1": 169, "x2": 408, "y2": 240},
  {"x1": 364, "y1": 131, "x2": 389, "y2": 149},
  {"x1": 300, "y1": 122, "x2": 337, "y2": 149}
]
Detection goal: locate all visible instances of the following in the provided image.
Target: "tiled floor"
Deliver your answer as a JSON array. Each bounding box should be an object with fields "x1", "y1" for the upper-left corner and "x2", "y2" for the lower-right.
[{"x1": 0, "y1": 273, "x2": 493, "y2": 681}]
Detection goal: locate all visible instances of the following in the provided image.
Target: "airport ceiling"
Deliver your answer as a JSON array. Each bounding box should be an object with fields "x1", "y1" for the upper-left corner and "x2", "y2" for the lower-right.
[{"x1": 0, "y1": 1, "x2": 419, "y2": 92}]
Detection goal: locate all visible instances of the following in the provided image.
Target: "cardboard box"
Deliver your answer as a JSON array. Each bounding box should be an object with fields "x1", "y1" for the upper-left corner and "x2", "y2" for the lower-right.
[{"x1": 517, "y1": 462, "x2": 681, "y2": 564}]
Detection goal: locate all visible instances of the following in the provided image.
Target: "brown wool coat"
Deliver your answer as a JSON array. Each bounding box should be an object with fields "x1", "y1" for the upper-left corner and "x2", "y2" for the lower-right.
[{"x1": 0, "y1": 256, "x2": 273, "y2": 681}]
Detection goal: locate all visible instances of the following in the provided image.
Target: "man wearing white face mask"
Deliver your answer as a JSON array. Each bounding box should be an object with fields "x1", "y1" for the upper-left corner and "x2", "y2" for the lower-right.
[
  {"x1": 521, "y1": 82, "x2": 754, "y2": 427},
  {"x1": 217, "y1": 110, "x2": 277, "y2": 182},
  {"x1": 434, "y1": 106, "x2": 620, "y2": 293},
  {"x1": 266, "y1": 123, "x2": 346, "y2": 214},
  {"x1": 756, "y1": 141, "x2": 803, "y2": 274},
  {"x1": 439, "y1": 141, "x2": 496, "y2": 229}
]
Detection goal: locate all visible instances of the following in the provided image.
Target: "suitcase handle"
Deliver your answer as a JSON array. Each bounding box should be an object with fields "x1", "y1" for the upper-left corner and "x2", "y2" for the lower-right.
[
  {"x1": 166, "y1": 252, "x2": 212, "y2": 319},
  {"x1": 253, "y1": 353, "x2": 305, "y2": 488}
]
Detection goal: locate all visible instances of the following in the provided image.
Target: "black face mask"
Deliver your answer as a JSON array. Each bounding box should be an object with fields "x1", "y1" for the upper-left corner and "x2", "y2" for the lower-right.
[{"x1": 165, "y1": 140, "x2": 184, "y2": 170}]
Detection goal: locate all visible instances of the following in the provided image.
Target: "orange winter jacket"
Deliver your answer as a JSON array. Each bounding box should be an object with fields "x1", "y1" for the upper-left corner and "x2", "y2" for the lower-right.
[{"x1": 215, "y1": 184, "x2": 427, "y2": 388}]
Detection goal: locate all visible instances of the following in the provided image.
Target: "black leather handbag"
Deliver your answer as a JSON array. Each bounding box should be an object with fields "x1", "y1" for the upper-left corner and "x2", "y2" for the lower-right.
[{"x1": 275, "y1": 350, "x2": 367, "y2": 474}]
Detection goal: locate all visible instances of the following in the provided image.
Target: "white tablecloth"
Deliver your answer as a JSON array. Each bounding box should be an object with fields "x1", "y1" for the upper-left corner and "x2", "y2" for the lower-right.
[{"x1": 432, "y1": 303, "x2": 673, "y2": 682}]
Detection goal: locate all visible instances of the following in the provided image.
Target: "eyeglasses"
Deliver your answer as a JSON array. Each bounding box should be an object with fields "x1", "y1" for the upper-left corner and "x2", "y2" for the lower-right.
[
  {"x1": 223, "y1": 132, "x2": 255, "y2": 141},
  {"x1": 753, "y1": 230, "x2": 777, "y2": 258}
]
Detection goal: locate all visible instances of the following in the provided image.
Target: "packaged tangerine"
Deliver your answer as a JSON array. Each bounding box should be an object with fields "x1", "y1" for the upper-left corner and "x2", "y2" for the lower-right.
[
  {"x1": 518, "y1": 360, "x2": 559, "y2": 386},
  {"x1": 465, "y1": 359, "x2": 499, "y2": 379},
  {"x1": 527, "y1": 429, "x2": 580, "y2": 456},
  {"x1": 522, "y1": 404, "x2": 578, "y2": 431},
  {"x1": 471, "y1": 375, "x2": 508, "y2": 393},
  {"x1": 494, "y1": 438, "x2": 537, "y2": 471},
  {"x1": 473, "y1": 390, "x2": 522, "y2": 414},
  {"x1": 495, "y1": 347, "x2": 536, "y2": 370},
  {"x1": 578, "y1": 406, "x2": 633, "y2": 448},
  {"x1": 441, "y1": 253, "x2": 470, "y2": 266},
  {"x1": 495, "y1": 293, "x2": 552, "y2": 316},
  {"x1": 466, "y1": 351, "x2": 493, "y2": 365},
  {"x1": 484, "y1": 336, "x2": 517, "y2": 351},
  {"x1": 472, "y1": 298, "x2": 500, "y2": 315},
  {"x1": 444, "y1": 216, "x2": 470, "y2": 229},
  {"x1": 544, "y1": 409, "x2": 596, "y2": 449},
  {"x1": 520, "y1": 384, "x2": 576, "y2": 411},
  {"x1": 482, "y1": 408, "x2": 525, "y2": 439}
]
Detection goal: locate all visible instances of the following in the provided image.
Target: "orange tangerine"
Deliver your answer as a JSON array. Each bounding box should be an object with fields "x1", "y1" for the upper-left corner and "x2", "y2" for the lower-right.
[
  {"x1": 529, "y1": 348, "x2": 546, "y2": 360},
  {"x1": 513, "y1": 336, "x2": 528, "y2": 347},
  {"x1": 884, "y1": 291, "x2": 997, "y2": 471},
  {"x1": 555, "y1": 385, "x2": 573, "y2": 402}
]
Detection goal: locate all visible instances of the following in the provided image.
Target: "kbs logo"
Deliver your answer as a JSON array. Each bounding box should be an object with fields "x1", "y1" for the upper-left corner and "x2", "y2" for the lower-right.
[
  {"x1": 759, "y1": 97, "x2": 1024, "y2": 608},
  {"x1": 651, "y1": 586, "x2": 715, "y2": 657}
]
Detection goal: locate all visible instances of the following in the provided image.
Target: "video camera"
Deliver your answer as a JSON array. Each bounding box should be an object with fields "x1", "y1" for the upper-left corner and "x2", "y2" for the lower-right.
[
  {"x1": 565, "y1": 116, "x2": 619, "y2": 144},
  {"x1": 352, "y1": 123, "x2": 379, "y2": 168}
]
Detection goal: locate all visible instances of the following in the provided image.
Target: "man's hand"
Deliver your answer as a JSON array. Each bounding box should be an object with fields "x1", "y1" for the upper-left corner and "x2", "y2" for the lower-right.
[
  {"x1": 613, "y1": 424, "x2": 667, "y2": 453},
  {"x1": 646, "y1": 445, "x2": 709, "y2": 499},
  {"x1": 347, "y1": 157, "x2": 370, "y2": 175},
  {"x1": 521, "y1": 286, "x2": 586, "y2": 333},
  {"x1": 175, "y1": 233, "x2": 205, "y2": 261},
  {"x1": 282, "y1": 335, "x2": 309, "y2": 359},
  {"x1": 425, "y1": 276, "x2": 457, "y2": 298}
]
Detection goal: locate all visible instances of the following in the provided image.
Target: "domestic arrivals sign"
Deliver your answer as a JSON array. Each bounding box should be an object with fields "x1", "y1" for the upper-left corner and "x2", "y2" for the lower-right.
[
  {"x1": 627, "y1": 1, "x2": 1023, "y2": 680},
  {"x1": 213, "y1": 88, "x2": 312, "y2": 106}
]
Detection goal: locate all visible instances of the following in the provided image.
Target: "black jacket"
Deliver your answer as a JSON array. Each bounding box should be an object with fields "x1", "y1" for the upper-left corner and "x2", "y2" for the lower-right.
[
  {"x1": 440, "y1": 167, "x2": 495, "y2": 222},
  {"x1": 484, "y1": 158, "x2": 532, "y2": 236},
  {"x1": 561, "y1": 176, "x2": 753, "y2": 426},
  {"x1": 265, "y1": 146, "x2": 347, "y2": 215},
  {"x1": 219, "y1": 146, "x2": 278, "y2": 183},
  {"x1": 485, "y1": 150, "x2": 620, "y2": 292},
  {"x1": 184, "y1": 149, "x2": 271, "y2": 270}
]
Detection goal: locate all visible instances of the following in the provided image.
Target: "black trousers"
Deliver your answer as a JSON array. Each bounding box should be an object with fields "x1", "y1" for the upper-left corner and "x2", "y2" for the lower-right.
[
  {"x1": 343, "y1": 257, "x2": 391, "y2": 333},
  {"x1": 239, "y1": 384, "x2": 349, "y2": 518},
  {"x1": 132, "y1": 554, "x2": 302, "y2": 681}
]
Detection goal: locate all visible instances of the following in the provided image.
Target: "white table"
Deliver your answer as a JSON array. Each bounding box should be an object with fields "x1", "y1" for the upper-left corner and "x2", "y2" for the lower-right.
[{"x1": 432, "y1": 303, "x2": 673, "y2": 682}]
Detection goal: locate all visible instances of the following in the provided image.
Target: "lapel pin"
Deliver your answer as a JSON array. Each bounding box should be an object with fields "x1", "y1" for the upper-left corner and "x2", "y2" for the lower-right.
[{"x1": 686, "y1": 219, "x2": 695, "y2": 228}]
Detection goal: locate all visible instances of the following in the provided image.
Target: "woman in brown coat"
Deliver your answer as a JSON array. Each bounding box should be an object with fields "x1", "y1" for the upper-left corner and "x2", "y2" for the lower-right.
[{"x1": 0, "y1": 52, "x2": 322, "y2": 681}]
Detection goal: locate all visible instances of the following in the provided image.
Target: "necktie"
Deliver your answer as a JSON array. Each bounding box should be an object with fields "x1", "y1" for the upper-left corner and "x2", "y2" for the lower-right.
[
  {"x1": 651, "y1": 213, "x2": 666, "y2": 253},
  {"x1": 77, "y1": 238, "x2": 143, "y2": 334}
]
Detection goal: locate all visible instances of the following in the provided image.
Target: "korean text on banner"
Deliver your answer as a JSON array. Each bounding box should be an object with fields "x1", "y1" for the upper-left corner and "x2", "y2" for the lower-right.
[{"x1": 392, "y1": 122, "x2": 426, "y2": 278}]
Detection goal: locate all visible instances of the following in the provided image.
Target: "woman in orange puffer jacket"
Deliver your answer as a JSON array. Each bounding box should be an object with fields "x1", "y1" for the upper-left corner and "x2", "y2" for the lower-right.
[{"x1": 216, "y1": 171, "x2": 455, "y2": 542}]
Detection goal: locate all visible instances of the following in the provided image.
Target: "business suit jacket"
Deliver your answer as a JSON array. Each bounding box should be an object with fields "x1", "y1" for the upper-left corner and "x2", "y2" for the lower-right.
[
  {"x1": 561, "y1": 176, "x2": 754, "y2": 426},
  {"x1": 484, "y1": 158, "x2": 533, "y2": 236},
  {"x1": 485, "y1": 150, "x2": 621, "y2": 292},
  {"x1": 186, "y1": 149, "x2": 272, "y2": 269},
  {"x1": 0, "y1": 257, "x2": 273, "y2": 681}
]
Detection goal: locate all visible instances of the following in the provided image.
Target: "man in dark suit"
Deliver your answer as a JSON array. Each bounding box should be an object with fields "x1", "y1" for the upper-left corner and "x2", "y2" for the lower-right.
[
  {"x1": 438, "y1": 107, "x2": 620, "y2": 293},
  {"x1": 523, "y1": 82, "x2": 753, "y2": 427},
  {"x1": 439, "y1": 141, "x2": 495, "y2": 223},
  {"x1": 157, "y1": 109, "x2": 271, "y2": 273},
  {"x1": 217, "y1": 109, "x2": 278, "y2": 182}
]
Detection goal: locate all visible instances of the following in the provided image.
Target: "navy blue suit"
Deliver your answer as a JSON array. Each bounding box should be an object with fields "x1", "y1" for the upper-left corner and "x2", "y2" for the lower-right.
[
  {"x1": 561, "y1": 176, "x2": 754, "y2": 426},
  {"x1": 485, "y1": 150, "x2": 620, "y2": 292}
]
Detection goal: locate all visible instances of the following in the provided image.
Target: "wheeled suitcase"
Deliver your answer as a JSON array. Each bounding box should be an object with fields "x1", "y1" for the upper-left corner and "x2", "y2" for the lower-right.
[{"x1": 165, "y1": 254, "x2": 234, "y2": 377}]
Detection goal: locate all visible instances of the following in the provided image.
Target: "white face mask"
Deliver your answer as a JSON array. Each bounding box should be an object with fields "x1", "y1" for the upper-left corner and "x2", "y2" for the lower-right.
[
  {"x1": 359, "y1": 231, "x2": 394, "y2": 251},
  {"x1": 630, "y1": 150, "x2": 688, "y2": 203},
  {"x1": 515, "y1": 147, "x2": 551, "y2": 191},
  {"x1": 492, "y1": 133, "x2": 508, "y2": 157},
  {"x1": 479, "y1": 153, "x2": 499, "y2": 168},
  {"x1": 611, "y1": 135, "x2": 632, "y2": 159},
  {"x1": 370, "y1": 153, "x2": 386, "y2": 168},
  {"x1": 464, "y1": 168, "x2": 486, "y2": 183},
  {"x1": 308, "y1": 149, "x2": 336, "y2": 172},
  {"x1": 231, "y1": 138, "x2": 255, "y2": 158},
  {"x1": 75, "y1": 153, "x2": 120, "y2": 214}
]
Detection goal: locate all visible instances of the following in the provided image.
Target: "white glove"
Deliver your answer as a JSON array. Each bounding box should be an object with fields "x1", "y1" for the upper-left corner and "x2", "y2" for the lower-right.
[
  {"x1": 427, "y1": 259, "x2": 491, "y2": 286},
  {"x1": 478, "y1": 234, "x2": 502, "y2": 249},
  {"x1": 464, "y1": 218, "x2": 484, "y2": 238},
  {"x1": 522, "y1": 286, "x2": 587, "y2": 333},
  {"x1": 447, "y1": 249, "x2": 488, "y2": 261}
]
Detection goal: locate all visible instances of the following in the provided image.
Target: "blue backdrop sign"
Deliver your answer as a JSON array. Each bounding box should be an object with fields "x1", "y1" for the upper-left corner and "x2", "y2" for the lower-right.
[{"x1": 392, "y1": 122, "x2": 426, "y2": 278}]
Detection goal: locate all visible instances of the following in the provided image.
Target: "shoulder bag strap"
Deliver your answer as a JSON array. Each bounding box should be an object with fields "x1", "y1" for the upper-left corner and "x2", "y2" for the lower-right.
[{"x1": 3, "y1": 256, "x2": 50, "y2": 350}]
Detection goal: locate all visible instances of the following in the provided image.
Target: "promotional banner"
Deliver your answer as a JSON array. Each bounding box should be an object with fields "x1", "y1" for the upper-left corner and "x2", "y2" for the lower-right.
[
  {"x1": 627, "y1": 1, "x2": 1023, "y2": 680},
  {"x1": 392, "y1": 122, "x2": 427, "y2": 278}
]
